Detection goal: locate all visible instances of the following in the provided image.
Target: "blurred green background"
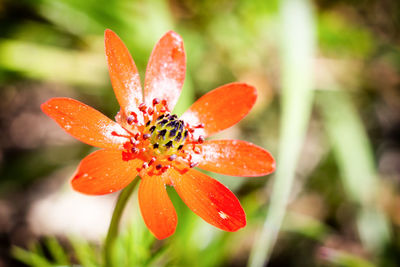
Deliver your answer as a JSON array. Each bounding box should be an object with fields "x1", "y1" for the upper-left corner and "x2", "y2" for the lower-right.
[{"x1": 1, "y1": 0, "x2": 400, "y2": 266}]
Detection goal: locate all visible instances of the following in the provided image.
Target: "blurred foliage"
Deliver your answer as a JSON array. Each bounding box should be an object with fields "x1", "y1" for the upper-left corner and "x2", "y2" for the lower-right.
[{"x1": 1, "y1": 0, "x2": 400, "y2": 267}]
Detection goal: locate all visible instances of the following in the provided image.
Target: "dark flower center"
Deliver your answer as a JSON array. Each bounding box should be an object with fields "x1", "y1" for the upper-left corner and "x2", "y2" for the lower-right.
[{"x1": 146, "y1": 113, "x2": 188, "y2": 155}]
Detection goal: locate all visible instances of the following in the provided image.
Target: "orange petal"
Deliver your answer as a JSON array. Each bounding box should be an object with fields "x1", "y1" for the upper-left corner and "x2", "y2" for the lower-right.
[
  {"x1": 181, "y1": 83, "x2": 257, "y2": 137},
  {"x1": 196, "y1": 140, "x2": 275, "y2": 177},
  {"x1": 170, "y1": 168, "x2": 246, "y2": 232},
  {"x1": 138, "y1": 173, "x2": 177, "y2": 239},
  {"x1": 144, "y1": 31, "x2": 186, "y2": 111},
  {"x1": 105, "y1": 29, "x2": 143, "y2": 114},
  {"x1": 41, "y1": 98, "x2": 130, "y2": 149},
  {"x1": 71, "y1": 149, "x2": 142, "y2": 195}
]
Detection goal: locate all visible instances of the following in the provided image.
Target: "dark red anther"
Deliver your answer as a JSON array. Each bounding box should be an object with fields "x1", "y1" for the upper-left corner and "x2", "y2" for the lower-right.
[
  {"x1": 148, "y1": 157, "x2": 156, "y2": 166},
  {"x1": 190, "y1": 162, "x2": 199, "y2": 168},
  {"x1": 142, "y1": 162, "x2": 148, "y2": 169},
  {"x1": 198, "y1": 135, "x2": 205, "y2": 144},
  {"x1": 152, "y1": 98, "x2": 160, "y2": 106},
  {"x1": 155, "y1": 164, "x2": 162, "y2": 170},
  {"x1": 168, "y1": 154, "x2": 177, "y2": 161},
  {"x1": 134, "y1": 133, "x2": 140, "y2": 139},
  {"x1": 139, "y1": 103, "x2": 147, "y2": 112},
  {"x1": 161, "y1": 165, "x2": 170, "y2": 172},
  {"x1": 131, "y1": 147, "x2": 139, "y2": 154},
  {"x1": 143, "y1": 133, "x2": 151, "y2": 139},
  {"x1": 130, "y1": 137, "x2": 136, "y2": 144},
  {"x1": 195, "y1": 123, "x2": 205, "y2": 128},
  {"x1": 127, "y1": 115, "x2": 135, "y2": 125}
]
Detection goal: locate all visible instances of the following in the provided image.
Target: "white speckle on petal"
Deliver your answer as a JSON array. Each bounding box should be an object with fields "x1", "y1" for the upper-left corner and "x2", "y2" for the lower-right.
[{"x1": 218, "y1": 211, "x2": 228, "y2": 219}]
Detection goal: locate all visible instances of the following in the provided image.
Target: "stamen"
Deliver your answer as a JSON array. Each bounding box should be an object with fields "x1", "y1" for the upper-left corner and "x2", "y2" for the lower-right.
[
  {"x1": 161, "y1": 165, "x2": 170, "y2": 172},
  {"x1": 156, "y1": 164, "x2": 162, "y2": 170},
  {"x1": 153, "y1": 143, "x2": 159, "y2": 149},
  {"x1": 127, "y1": 115, "x2": 136, "y2": 125},
  {"x1": 168, "y1": 154, "x2": 177, "y2": 161},
  {"x1": 190, "y1": 162, "x2": 199, "y2": 168},
  {"x1": 178, "y1": 145, "x2": 184, "y2": 150},
  {"x1": 195, "y1": 123, "x2": 205, "y2": 128},
  {"x1": 111, "y1": 131, "x2": 130, "y2": 138},
  {"x1": 198, "y1": 135, "x2": 205, "y2": 143},
  {"x1": 153, "y1": 98, "x2": 161, "y2": 106},
  {"x1": 149, "y1": 126, "x2": 156, "y2": 133},
  {"x1": 143, "y1": 133, "x2": 151, "y2": 139},
  {"x1": 165, "y1": 141, "x2": 173, "y2": 148},
  {"x1": 146, "y1": 120, "x2": 151, "y2": 127},
  {"x1": 158, "y1": 129, "x2": 167, "y2": 139},
  {"x1": 149, "y1": 157, "x2": 156, "y2": 166},
  {"x1": 139, "y1": 103, "x2": 147, "y2": 112},
  {"x1": 156, "y1": 114, "x2": 165, "y2": 121},
  {"x1": 142, "y1": 162, "x2": 148, "y2": 169}
]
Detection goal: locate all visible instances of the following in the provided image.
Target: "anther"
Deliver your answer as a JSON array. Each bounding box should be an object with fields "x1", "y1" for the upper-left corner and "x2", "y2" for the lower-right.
[
  {"x1": 158, "y1": 129, "x2": 167, "y2": 139},
  {"x1": 159, "y1": 119, "x2": 169, "y2": 126},
  {"x1": 148, "y1": 107, "x2": 154, "y2": 115},
  {"x1": 161, "y1": 165, "x2": 170, "y2": 172},
  {"x1": 139, "y1": 103, "x2": 147, "y2": 112},
  {"x1": 149, "y1": 157, "x2": 156, "y2": 166},
  {"x1": 168, "y1": 154, "x2": 177, "y2": 161},
  {"x1": 143, "y1": 133, "x2": 151, "y2": 139},
  {"x1": 146, "y1": 120, "x2": 151, "y2": 127},
  {"x1": 178, "y1": 144, "x2": 184, "y2": 150},
  {"x1": 169, "y1": 129, "x2": 177, "y2": 138},
  {"x1": 156, "y1": 114, "x2": 165, "y2": 121},
  {"x1": 165, "y1": 141, "x2": 173, "y2": 148},
  {"x1": 142, "y1": 162, "x2": 148, "y2": 169},
  {"x1": 198, "y1": 135, "x2": 205, "y2": 143},
  {"x1": 127, "y1": 115, "x2": 136, "y2": 125},
  {"x1": 190, "y1": 162, "x2": 199, "y2": 168},
  {"x1": 153, "y1": 98, "x2": 160, "y2": 106},
  {"x1": 131, "y1": 147, "x2": 139, "y2": 154},
  {"x1": 153, "y1": 143, "x2": 159, "y2": 149},
  {"x1": 174, "y1": 132, "x2": 182, "y2": 141},
  {"x1": 149, "y1": 126, "x2": 156, "y2": 133},
  {"x1": 156, "y1": 164, "x2": 162, "y2": 170}
]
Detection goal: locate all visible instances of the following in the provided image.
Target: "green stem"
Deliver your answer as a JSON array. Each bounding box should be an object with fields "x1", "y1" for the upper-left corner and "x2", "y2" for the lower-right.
[{"x1": 103, "y1": 177, "x2": 140, "y2": 267}]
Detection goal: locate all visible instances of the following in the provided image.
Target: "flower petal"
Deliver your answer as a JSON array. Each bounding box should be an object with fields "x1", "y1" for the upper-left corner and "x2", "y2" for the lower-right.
[
  {"x1": 181, "y1": 83, "x2": 257, "y2": 137},
  {"x1": 144, "y1": 31, "x2": 186, "y2": 111},
  {"x1": 105, "y1": 29, "x2": 143, "y2": 114},
  {"x1": 41, "y1": 98, "x2": 130, "y2": 149},
  {"x1": 196, "y1": 140, "x2": 275, "y2": 177},
  {"x1": 170, "y1": 167, "x2": 246, "y2": 232},
  {"x1": 138, "y1": 173, "x2": 177, "y2": 239},
  {"x1": 71, "y1": 149, "x2": 142, "y2": 195}
]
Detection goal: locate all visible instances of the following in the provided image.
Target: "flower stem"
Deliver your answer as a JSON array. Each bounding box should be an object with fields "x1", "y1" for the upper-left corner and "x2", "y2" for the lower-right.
[{"x1": 104, "y1": 177, "x2": 140, "y2": 267}]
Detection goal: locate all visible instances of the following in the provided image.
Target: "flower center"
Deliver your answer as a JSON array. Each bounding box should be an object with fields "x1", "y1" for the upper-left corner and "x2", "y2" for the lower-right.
[
  {"x1": 146, "y1": 114, "x2": 188, "y2": 155},
  {"x1": 115, "y1": 98, "x2": 205, "y2": 175}
]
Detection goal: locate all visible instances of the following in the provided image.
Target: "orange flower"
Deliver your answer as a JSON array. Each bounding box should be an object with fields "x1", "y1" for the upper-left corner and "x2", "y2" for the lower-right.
[{"x1": 41, "y1": 30, "x2": 275, "y2": 239}]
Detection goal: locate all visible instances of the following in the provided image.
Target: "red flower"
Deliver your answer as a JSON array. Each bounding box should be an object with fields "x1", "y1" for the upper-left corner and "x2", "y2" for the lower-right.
[{"x1": 41, "y1": 30, "x2": 275, "y2": 239}]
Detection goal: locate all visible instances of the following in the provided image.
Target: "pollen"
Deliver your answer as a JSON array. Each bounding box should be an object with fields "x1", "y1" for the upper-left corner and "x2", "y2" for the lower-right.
[{"x1": 120, "y1": 98, "x2": 205, "y2": 174}]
